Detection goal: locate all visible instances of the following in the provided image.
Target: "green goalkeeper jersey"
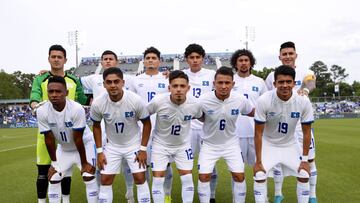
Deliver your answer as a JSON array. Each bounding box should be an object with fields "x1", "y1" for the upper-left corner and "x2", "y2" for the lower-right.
[{"x1": 30, "y1": 71, "x2": 88, "y2": 105}]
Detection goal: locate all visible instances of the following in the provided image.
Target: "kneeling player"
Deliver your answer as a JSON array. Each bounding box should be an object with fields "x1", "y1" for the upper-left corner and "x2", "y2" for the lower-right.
[
  {"x1": 253, "y1": 65, "x2": 313, "y2": 203},
  {"x1": 37, "y1": 76, "x2": 98, "y2": 203},
  {"x1": 148, "y1": 70, "x2": 202, "y2": 203},
  {"x1": 90, "y1": 67, "x2": 151, "y2": 203}
]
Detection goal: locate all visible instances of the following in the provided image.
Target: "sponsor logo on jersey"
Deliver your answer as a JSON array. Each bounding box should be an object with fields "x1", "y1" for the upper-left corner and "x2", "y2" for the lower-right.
[
  {"x1": 64, "y1": 121, "x2": 73, "y2": 127},
  {"x1": 291, "y1": 112, "x2": 300, "y2": 118},
  {"x1": 252, "y1": 86, "x2": 259, "y2": 92},
  {"x1": 125, "y1": 111, "x2": 135, "y2": 118},
  {"x1": 231, "y1": 109, "x2": 239, "y2": 115},
  {"x1": 202, "y1": 81, "x2": 210, "y2": 86},
  {"x1": 103, "y1": 113, "x2": 110, "y2": 119},
  {"x1": 49, "y1": 123, "x2": 57, "y2": 127},
  {"x1": 206, "y1": 110, "x2": 215, "y2": 115},
  {"x1": 268, "y1": 112, "x2": 276, "y2": 117},
  {"x1": 97, "y1": 82, "x2": 102, "y2": 86},
  {"x1": 158, "y1": 83, "x2": 166, "y2": 88},
  {"x1": 184, "y1": 115, "x2": 192, "y2": 121}
]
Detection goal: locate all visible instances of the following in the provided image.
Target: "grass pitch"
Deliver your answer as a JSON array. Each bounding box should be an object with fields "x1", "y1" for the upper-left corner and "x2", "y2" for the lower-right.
[{"x1": 0, "y1": 119, "x2": 359, "y2": 202}]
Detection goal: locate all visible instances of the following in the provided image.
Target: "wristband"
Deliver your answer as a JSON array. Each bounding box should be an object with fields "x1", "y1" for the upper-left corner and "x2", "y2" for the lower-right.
[
  {"x1": 139, "y1": 145, "x2": 147, "y2": 151},
  {"x1": 301, "y1": 155, "x2": 309, "y2": 162},
  {"x1": 96, "y1": 147, "x2": 103, "y2": 154}
]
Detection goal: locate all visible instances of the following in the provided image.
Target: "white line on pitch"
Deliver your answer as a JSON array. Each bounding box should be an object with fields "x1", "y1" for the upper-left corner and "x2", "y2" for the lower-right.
[{"x1": 0, "y1": 144, "x2": 36, "y2": 153}]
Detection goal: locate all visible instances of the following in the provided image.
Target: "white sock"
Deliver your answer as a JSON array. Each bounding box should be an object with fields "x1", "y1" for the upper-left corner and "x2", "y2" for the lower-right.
[
  {"x1": 233, "y1": 180, "x2": 246, "y2": 203},
  {"x1": 152, "y1": 177, "x2": 165, "y2": 202},
  {"x1": 254, "y1": 181, "x2": 267, "y2": 203},
  {"x1": 180, "y1": 174, "x2": 194, "y2": 203},
  {"x1": 38, "y1": 198, "x2": 46, "y2": 203},
  {"x1": 48, "y1": 182, "x2": 61, "y2": 203},
  {"x1": 123, "y1": 162, "x2": 134, "y2": 199},
  {"x1": 309, "y1": 161, "x2": 317, "y2": 198},
  {"x1": 164, "y1": 165, "x2": 173, "y2": 196},
  {"x1": 198, "y1": 180, "x2": 210, "y2": 203},
  {"x1": 61, "y1": 195, "x2": 70, "y2": 203},
  {"x1": 137, "y1": 181, "x2": 151, "y2": 203},
  {"x1": 273, "y1": 166, "x2": 284, "y2": 196},
  {"x1": 297, "y1": 181, "x2": 310, "y2": 203},
  {"x1": 99, "y1": 185, "x2": 113, "y2": 203},
  {"x1": 85, "y1": 179, "x2": 99, "y2": 203},
  {"x1": 210, "y1": 168, "x2": 218, "y2": 199}
]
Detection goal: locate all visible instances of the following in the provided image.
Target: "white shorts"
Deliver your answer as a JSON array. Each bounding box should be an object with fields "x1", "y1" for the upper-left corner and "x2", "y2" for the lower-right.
[
  {"x1": 198, "y1": 141, "x2": 244, "y2": 174},
  {"x1": 151, "y1": 143, "x2": 193, "y2": 171},
  {"x1": 56, "y1": 141, "x2": 96, "y2": 177},
  {"x1": 239, "y1": 137, "x2": 255, "y2": 166},
  {"x1": 295, "y1": 126, "x2": 316, "y2": 160},
  {"x1": 101, "y1": 143, "x2": 146, "y2": 175},
  {"x1": 190, "y1": 128, "x2": 203, "y2": 155},
  {"x1": 260, "y1": 139, "x2": 306, "y2": 178}
]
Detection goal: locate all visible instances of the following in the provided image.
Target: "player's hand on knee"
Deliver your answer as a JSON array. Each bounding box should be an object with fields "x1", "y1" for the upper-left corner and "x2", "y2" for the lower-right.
[
  {"x1": 253, "y1": 162, "x2": 266, "y2": 175},
  {"x1": 298, "y1": 161, "x2": 310, "y2": 177},
  {"x1": 81, "y1": 162, "x2": 96, "y2": 175},
  {"x1": 135, "y1": 150, "x2": 147, "y2": 169},
  {"x1": 97, "y1": 153, "x2": 107, "y2": 170},
  {"x1": 48, "y1": 164, "x2": 62, "y2": 182}
]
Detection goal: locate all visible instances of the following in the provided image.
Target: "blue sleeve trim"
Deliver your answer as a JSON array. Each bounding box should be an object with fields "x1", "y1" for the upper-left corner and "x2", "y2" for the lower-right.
[
  {"x1": 73, "y1": 127, "x2": 86, "y2": 132},
  {"x1": 301, "y1": 121, "x2": 314, "y2": 125},
  {"x1": 90, "y1": 117, "x2": 101, "y2": 122},
  {"x1": 40, "y1": 130, "x2": 51, "y2": 134},
  {"x1": 254, "y1": 119, "x2": 266, "y2": 124},
  {"x1": 140, "y1": 115, "x2": 150, "y2": 121}
]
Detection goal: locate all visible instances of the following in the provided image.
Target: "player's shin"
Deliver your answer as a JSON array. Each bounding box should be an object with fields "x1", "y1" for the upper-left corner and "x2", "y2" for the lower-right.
[
  {"x1": 309, "y1": 161, "x2": 317, "y2": 199},
  {"x1": 273, "y1": 165, "x2": 284, "y2": 196},
  {"x1": 83, "y1": 174, "x2": 99, "y2": 203},
  {"x1": 136, "y1": 181, "x2": 151, "y2": 203},
  {"x1": 233, "y1": 180, "x2": 246, "y2": 203},
  {"x1": 48, "y1": 182, "x2": 61, "y2": 203},
  {"x1": 36, "y1": 165, "x2": 50, "y2": 200},
  {"x1": 99, "y1": 185, "x2": 112, "y2": 203},
  {"x1": 254, "y1": 181, "x2": 267, "y2": 203},
  {"x1": 296, "y1": 181, "x2": 310, "y2": 203},
  {"x1": 180, "y1": 174, "x2": 194, "y2": 203},
  {"x1": 152, "y1": 177, "x2": 165, "y2": 202},
  {"x1": 198, "y1": 180, "x2": 210, "y2": 203}
]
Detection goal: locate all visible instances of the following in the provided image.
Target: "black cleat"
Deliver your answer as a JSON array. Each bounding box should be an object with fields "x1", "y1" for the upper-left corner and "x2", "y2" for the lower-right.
[{"x1": 210, "y1": 198, "x2": 216, "y2": 203}]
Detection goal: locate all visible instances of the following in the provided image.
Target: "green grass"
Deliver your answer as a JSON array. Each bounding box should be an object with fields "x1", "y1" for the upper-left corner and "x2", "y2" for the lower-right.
[{"x1": 0, "y1": 119, "x2": 359, "y2": 202}]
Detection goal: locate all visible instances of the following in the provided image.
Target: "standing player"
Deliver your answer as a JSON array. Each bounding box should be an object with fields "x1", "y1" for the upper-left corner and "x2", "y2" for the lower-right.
[
  {"x1": 30, "y1": 45, "x2": 89, "y2": 203},
  {"x1": 90, "y1": 67, "x2": 151, "y2": 203},
  {"x1": 197, "y1": 67, "x2": 254, "y2": 203},
  {"x1": 148, "y1": 70, "x2": 202, "y2": 203},
  {"x1": 265, "y1": 42, "x2": 317, "y2": 203},
  {"x1": 37, "y1": 76, "x2": 98, "y2": 203},
  {"x1": 132, "y1": 47, "x2": 173, "y2": 202},
  {"x1": 253, "y1": 65, "x2": 313, "y2": 203},
  {"x1": 80, "y1": 50, "x2": 135, "y2": 202},
  {"x1": 182, "y1": 43, "x2": 219, "y2": 203},
  {"x1": 231, "y1": 49, "x2": 267, "y2": 166}
]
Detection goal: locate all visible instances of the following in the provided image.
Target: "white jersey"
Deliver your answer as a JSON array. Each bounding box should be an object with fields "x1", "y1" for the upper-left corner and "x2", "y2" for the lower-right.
[
  {"x1": 265, "y1": 67, "x2": 312, "y2": 91},
  {"x1": 233, "y1": 74, "x2": 267, "y2": 137},
  {"x1": 147, "y1": 93, "x2": 202, "y2": 148},
  {"x1": 200, "y1": 91, "x2": 253, "y2": 148},
  {"x1": 80, "y1": 73, "x2": 135, "y2": 98},
  {"x1": 37, "y1": 99, "x2": 93, "y2": 151},
  {"x1": 133, "y1": 73, "x2": 169, "y2": 103},
  {"x1": 183, "y1": 68, "x2": 215, "y2": 129},
  {"x1": 254, "y1": 89, "x2": 314, "y2": 147},
  {"x1": 90, "y1": 90, "x2": 150, "y2": 148}
]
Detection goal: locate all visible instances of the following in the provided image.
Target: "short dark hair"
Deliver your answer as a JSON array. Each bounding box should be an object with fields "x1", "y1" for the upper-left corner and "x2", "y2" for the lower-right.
[
  {"x1": 274, "y1": 65, "x2": 296, "y2": 81},
  {"x1": 184, "y1": 43, "x2": 205, "y2": 58},
  {"x1": 49, "y1": 45, "x2": 66, "y2": 58},
  {"x1": 143, "y1": 46, "x2": 161, "y2": 59},
  {"x1": 169, "y1": 70, "x2": 189, "y2": 84},
  {"x1": 101, "y1": 50, "x2": 118, "y2": 61},
  {"x1": 215, "y1": 66, "x2": 234, "y2": 80},
  {"x1": 230, "y1": 49, "x2": 256, "y2": 71},
  {"x1": 48, "y1": 76, "x2": 67, "y2": 89},
  {"x1": 103, "y1": 67, "x2": 123, "y2": 80},
  {"x1": 280, "y1": 41, "x2": 296, "y2": 52}
]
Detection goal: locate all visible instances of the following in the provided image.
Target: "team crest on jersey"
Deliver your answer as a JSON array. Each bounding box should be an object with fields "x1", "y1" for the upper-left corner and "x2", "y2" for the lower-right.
[
  {"x1": 295, "y1": 80, "x2": 302, "y2": 86},
  {"x1": 49, "y1": 123, "x2": 57, "y2": 127},
  {"x1": 291, "y1": 112, "x2": 300, "y2": 118},
  {"x1": 202, "y1": 81, "x2": 210, "y2": 86},
  {"x1": 231, "y1": 109, "x2": 239, "y2": 115},
  {"x1": 184, "y1": 115, "x2": 192, "y2": 121},
  {"x1": 125, "y1": 111, "x2": 135, "y2": 118},
  {"x1": 206, "y1": 110, "x2": 215, "y2": 115},
  {"x1": 252, "y1": 86, "x2": 259, "y2": 92},
  {"x1": 64, "y1": 121, "x2": 73, "y2": 127},
  {"x1": 158, "y1": 83, "x2": 166, "y2": 88},
  {"x1": 103, "y1": 113, "x2": 111, "y2": 119}
]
